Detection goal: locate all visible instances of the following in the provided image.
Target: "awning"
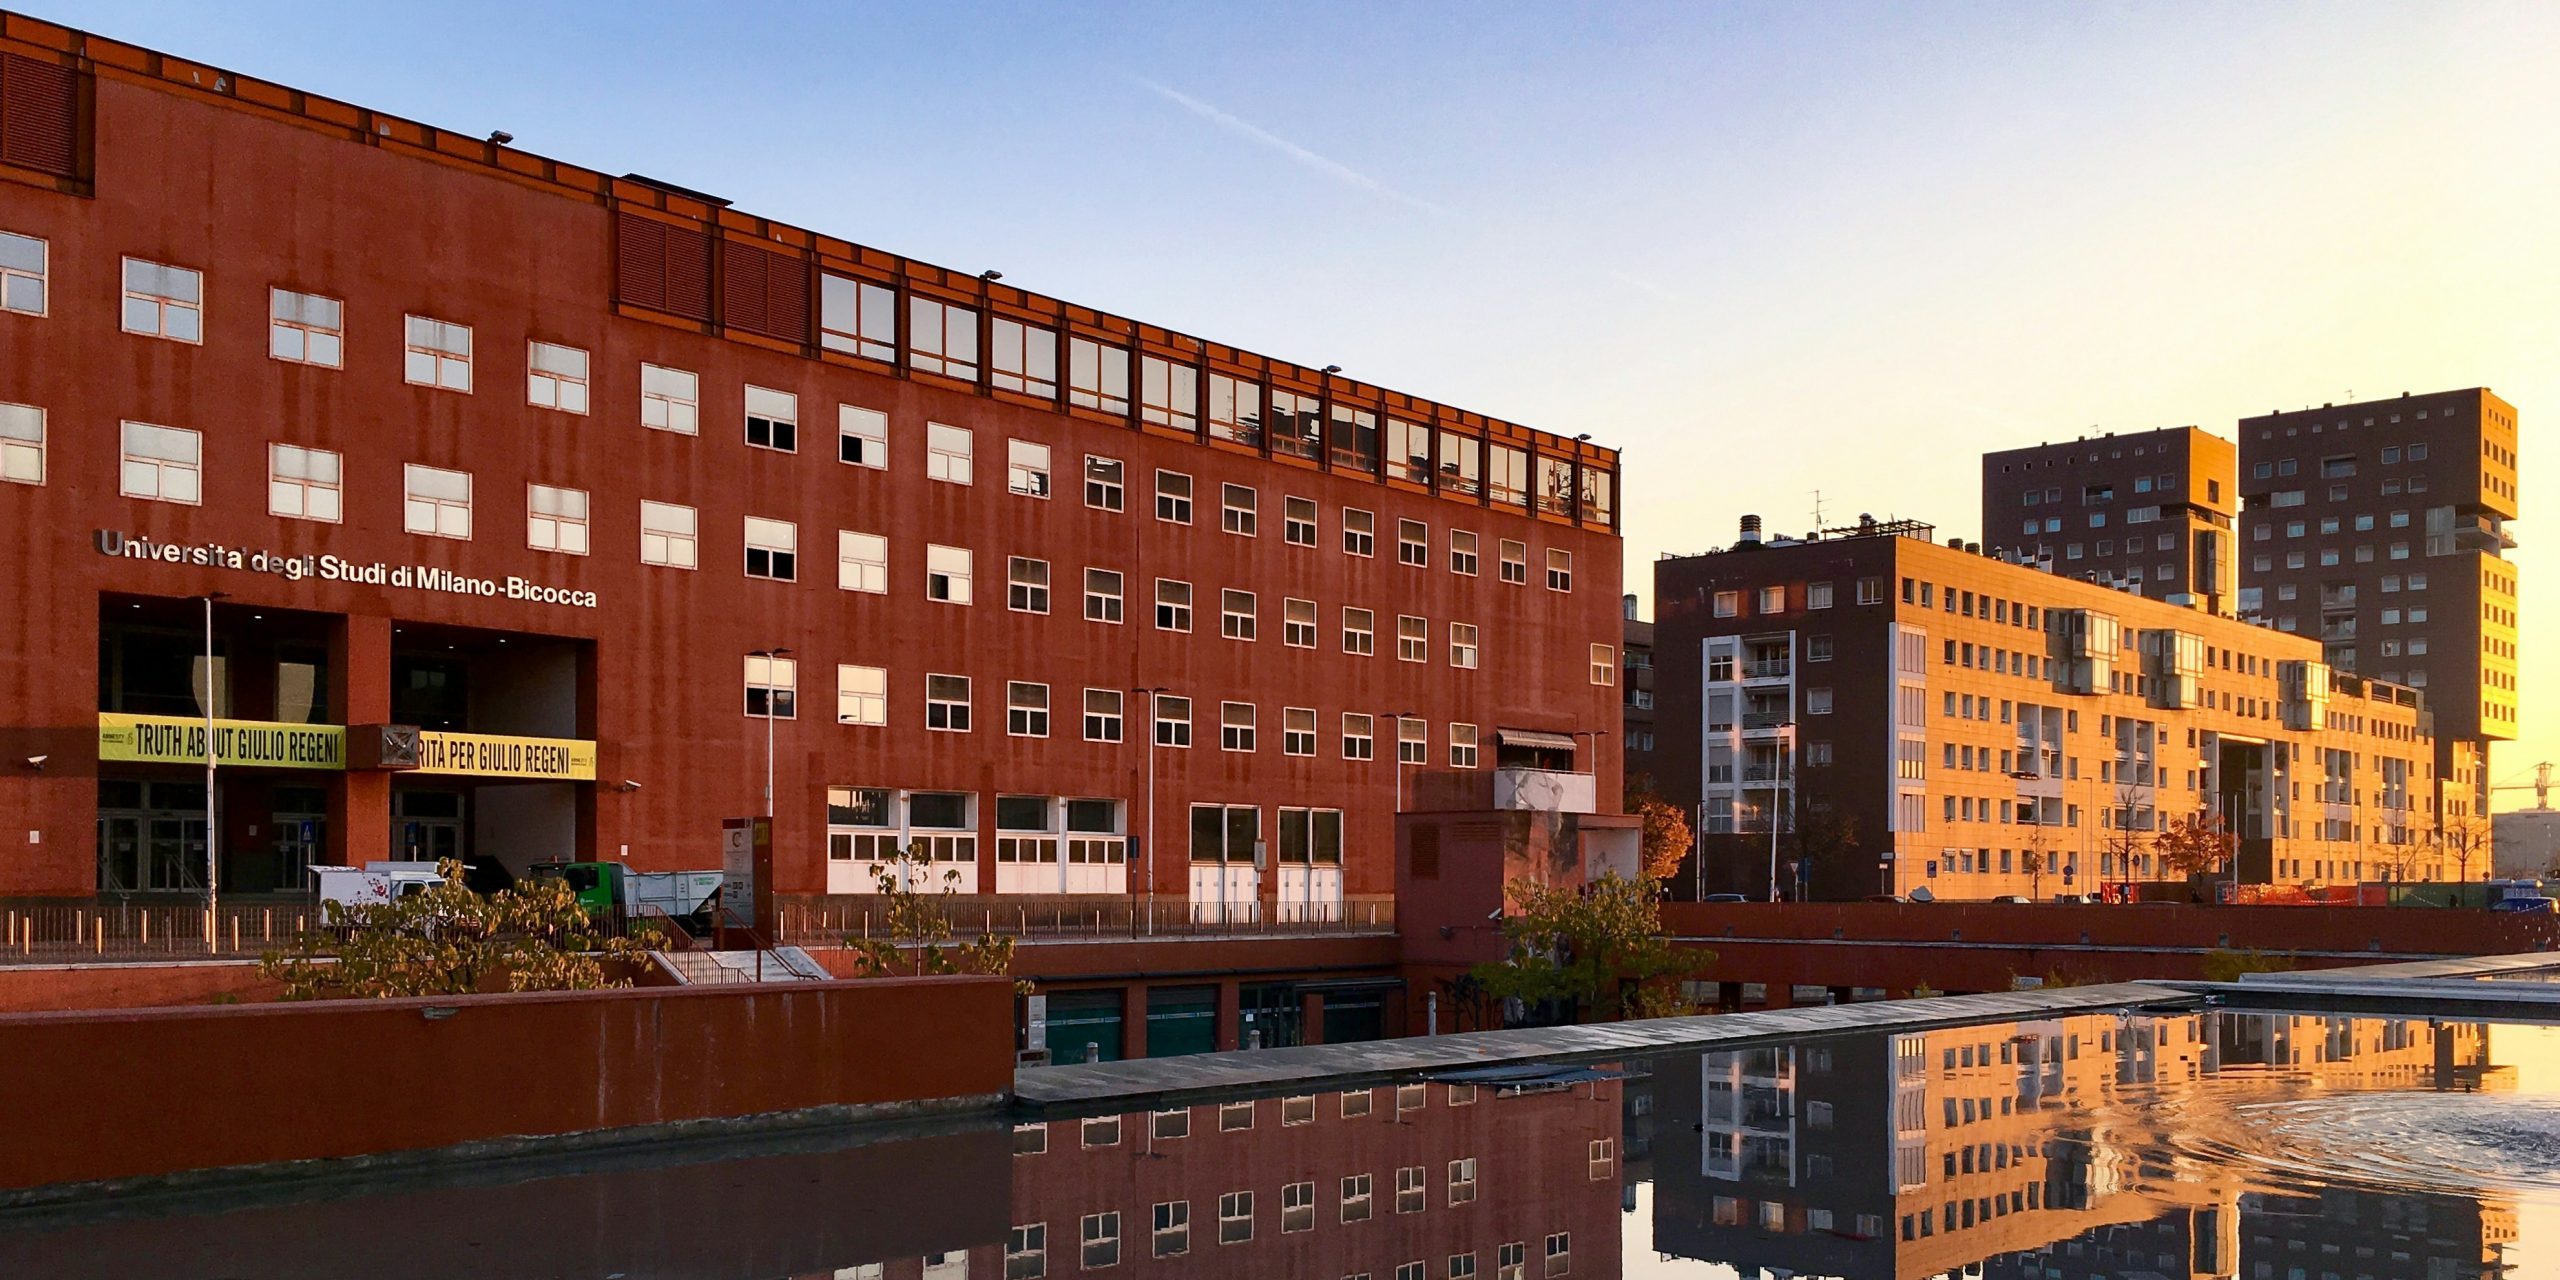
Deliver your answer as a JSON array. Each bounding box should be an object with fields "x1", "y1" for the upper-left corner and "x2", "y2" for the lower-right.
[{"x1": 1496, "y1": 728, "x2": 1579, "y2": 752}]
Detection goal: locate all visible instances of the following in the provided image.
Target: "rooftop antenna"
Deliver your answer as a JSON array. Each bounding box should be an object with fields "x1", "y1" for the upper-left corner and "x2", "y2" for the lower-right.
[{"x1": 1810, "y1": 489, "x2": 1826, "y2": 531}]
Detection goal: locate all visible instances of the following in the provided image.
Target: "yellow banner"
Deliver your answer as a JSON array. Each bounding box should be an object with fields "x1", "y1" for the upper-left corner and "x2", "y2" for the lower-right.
[
  {"x1": 97, "y1": 714, "x2": 347, "y2": 770},
  {"x1": 413, "y1": 730, "x2": 597, "y2": 781}
]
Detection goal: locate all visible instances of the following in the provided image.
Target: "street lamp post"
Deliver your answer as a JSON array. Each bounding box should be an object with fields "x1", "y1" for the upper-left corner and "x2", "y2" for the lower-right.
[
  {"x1": 200, "y1": 591, "x2": 228, "y2": 946},
  {"x1": 750, "y1": 647, "x2": 793, "y2": 820},
  {"x1": 1767, "y1": 720, "x2": 1795, "y2": 903},
  {"x1": 1134, "y1": 687, "x2": 1166, "y2": 937}
]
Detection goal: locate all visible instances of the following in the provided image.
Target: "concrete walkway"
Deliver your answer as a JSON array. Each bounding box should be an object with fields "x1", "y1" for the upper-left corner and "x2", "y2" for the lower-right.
[{"x1": 1014, "y1": 981, "x2": 2192, "y2": 1115}]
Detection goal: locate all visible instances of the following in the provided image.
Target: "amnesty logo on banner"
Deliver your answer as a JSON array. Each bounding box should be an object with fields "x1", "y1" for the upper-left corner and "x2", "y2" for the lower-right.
[
  {"x1": 413, "y1": 731, "x2": 598, "y2": 781},
  {"x1": 96, "y1": 714, "x2": 347, "y2": 770}
]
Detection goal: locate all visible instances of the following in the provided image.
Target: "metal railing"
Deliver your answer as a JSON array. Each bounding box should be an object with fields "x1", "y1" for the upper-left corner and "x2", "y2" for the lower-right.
[
  {"x1": 0, "y1": 897, "x2": 319, "y2": 962},
  {"x1": 774, "y1": 894, "x2": 1397, "y2": 944}
]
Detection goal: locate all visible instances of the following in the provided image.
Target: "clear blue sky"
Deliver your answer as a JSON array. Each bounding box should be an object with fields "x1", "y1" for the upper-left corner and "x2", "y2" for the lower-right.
[{"x1": 49, "y1": 0, "x2": 2560, "y2": 800}]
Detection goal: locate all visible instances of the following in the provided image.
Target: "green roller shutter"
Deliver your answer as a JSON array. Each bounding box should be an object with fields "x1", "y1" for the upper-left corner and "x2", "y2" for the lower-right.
[
  {"x1": 1047, "y1": 988, "x2": 1124, "y2": 1064},
  {"x1": 1146, "y1": 986, "x2": 1219, "y2": 1058}
]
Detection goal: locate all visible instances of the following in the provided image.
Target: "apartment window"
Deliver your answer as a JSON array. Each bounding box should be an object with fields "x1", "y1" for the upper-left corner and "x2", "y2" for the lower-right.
[
  {"x1": 741, "y1": 385, "x2": 798, "y2": 451},
  {"x1": 1500, "y1": 1243, "x2": 1526, "y2": 1280},
  {"x1": 744, "y1": 654, "x2": 797, "y2": 718},
  {"x1": 1283, "y1": 707, "x2": 1317, "y2": 756},
  {"x1": 0, "y1": 231, "x2": 44, "y2": 315},
  {"x1": 1007, "y1": 1225, "x2": 1046, "y2": 1280},
  {"x1": 268, "y1": 288, "x2": 342, "y2": 367},
  {"x1": 1542, "y1": 1234, "x2": 1570, "y2": 1278},
  {"x1": 927, "y1": 544, "x2": 974, "y2": 604},
  {"x1": 1156, "y1": 579, "x2": 1193, "y2": 632},
  {"x1": 1397, "y1": 615, "x2": 1427, "y2": 663},
  {"x1": 1009, "y1": 439, "x2": 1053, "y2": 497},
  {"x1": 1285, "y1": 497, "x2": 1317, "y2": 545},
  {"x1": 1157, "y1": 470, "x2": 1193, "y2": 523},
  {"x1": 1713, "y1": 591, "x2": 1739, "y2": 618},
  {"x1": 928, "y1": 423, "x2": 974, "y2": 484},
  {"x1": 838, "y1": 530, "x2": 887, "y2": 592},
  {"x1": 1085, "y1": 569, "x2": 1124, "y2": 623},
  {"x1": 1080, "y1": 1211, "x2": 1119, "y2": 1270},
  {"x1": 1154, "y1": 694, "x2": 1191, "y2": 748},
  {"x1": 819, "y1": 273, "x2": 897, "y2": 361},
  {"x1": 401, "y1": 464, "x2": 472, "y2": 539},
  {"x1": 837, "y1": 405, "x2": 886, "y2": 468},
  {"x1": 1398, "y1": 717, "x2": 1427, "y2": 764},
  {"x1": 1450, "y1": 529, "x2": 1478, "y2": 575},
  {"x1": 1498, "y1": 539, "x2": 1527, "y2": 584},
  {"x1": 1344, "y1": 508, "x2": 1376, "y2": 556},
  {"x1": 402, "y1": 314, "x2": 471, "y2": 390},
  {"x1": 1340, "y1": 607, "x2": 1376, "y2": 656},
  {"x1": 0, "y1": 403, "x2": 41, "y2": 485},
  {"x1": 1282, "y1": 1181, "x2": 1316, "y2": 1234},
  {"x1": 1008, "y1": 682, "x2": 1050, "y2": 737},
  {"x1": 1548, "y1": 549, "x2": 1574, "y2": 592},
  {"x1": 1449, "y1": 623, "x2": 1480, "y2": 669},
  {"x1": 1009, "y1": 557, "x2": 1051, "y2": 613},
  {"x1": 1342, "y1": 1174, "x2": 1374, "y2": 1223},
  {"x1": 744, "y1": 517, "x2": 798, "y2": 580},
  {"x1": 1284, "y1": 598, "x2": 1317, "y2": 648},
  {"x1": 1450, "y1": 1255, "x2": 1478, "y2": 1280},
  {"x1": 1069, "y1": 337, "x2": 1132, "y2": 414},
  {"x1": 1807, "y1": 687, "x2": 1833, "y2": 714},
  {"x1": 1399, "y1": 519, "x2": 1429, "y2": 567},
  {"x1": 1450, "y1": 722, "x2": 1480, "y2": 769},
  {"x1": 1142, "y1": 356, "x2": 1199, "y2": 432},
  {"x1": 1085, "y1": 456, "x2": 1125, "y2": 510},
  {"x1": 1084, "y1": 689, "x2": 1123, "y2": 743},
  {"x1": 1218, "y1": 1192, "x2": 1254, "y2": 1245},
  {"x1": 1217, "y1": 484, "x2": 1260, "y2": 537},
  {"x1": 1396, "y1": 1166, "x2": 1426, "y2": 1214},
  {"x1": 926, "y1": 674, "x2": 972, "y2": 731},
  {"x1": 837, "y1": 665, "x2": 887, "y2": 726},
  {"x1": 989, "y1": 318, "x2": 1058, "y2": 397},
  {"x1": 1588, "y1": 1139, "x2": 1614, "y2": 1180},
  {"x1": 1590, "y1": 644, "x2": 1616, "y2": 686},
  {"x1": 267, "y1": 443, "x2": 342, "y2": 523},
  {"x1": 1221, "y1": 589, "x2": 1256, "y2": 640},
  {"x1": 908, "y1": 296, "x2": 980, "y2": 380},
  {"x1": 524, "y1": 341, "x2": 590, "y2": 414},
  {"x1": 1343, "y1": 713, "x2": 1375, "y2": 760},
  {"x1": 642, "y1": 364, "x2": 699, "y2": 434},
  {"x1": 1221, "y1": 702, "x2": 1256, "y2": 752},
  {"x1": 641, "y1": 501, "x2": 699, "y2": 569},
  {"x1": 526, "y1": 483, "x2": 589, "y2": 554},
  {"x1": 122, "y1": 258, "x2": 202, "y2": 342},
  {"x1": 1151, "y1": 1201, "x2": 1189, "y2": 1259}
]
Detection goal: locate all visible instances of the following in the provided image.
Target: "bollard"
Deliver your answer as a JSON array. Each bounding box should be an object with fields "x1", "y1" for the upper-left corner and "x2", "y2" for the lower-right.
[
  {"x1": 140, "y1": 912, "x2": 149, "y2": 945},
  {"x1": 1086, "y1": 1042, "x2": 1100, "y2": 1065},
  {"x1": 232, "y1": 917, "x2": 241, "y2": 951}
]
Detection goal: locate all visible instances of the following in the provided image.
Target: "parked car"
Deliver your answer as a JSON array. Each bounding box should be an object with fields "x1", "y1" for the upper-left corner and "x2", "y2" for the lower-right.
[{"x1": 2490, "y1": 896, "x2": 2557, "y2": 914}]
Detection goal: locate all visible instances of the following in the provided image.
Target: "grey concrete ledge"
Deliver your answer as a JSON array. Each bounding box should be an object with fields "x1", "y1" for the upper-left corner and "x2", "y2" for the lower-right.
[
  {"x1": 1015, "y1": 982, "x2": 2195, "y2": 1116},
  {"x1": 2233, "y1": 950, "x2": 2560, "y2": 983}
]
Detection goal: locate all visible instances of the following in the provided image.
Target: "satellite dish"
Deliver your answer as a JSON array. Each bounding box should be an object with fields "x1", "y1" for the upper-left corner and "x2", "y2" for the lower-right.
[{"x1": 1909, "y1": 886, "x2": 1937, "y2": 904}]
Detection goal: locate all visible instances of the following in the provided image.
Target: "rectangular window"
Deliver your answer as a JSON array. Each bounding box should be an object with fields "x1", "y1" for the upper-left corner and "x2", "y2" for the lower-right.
[
  {"x1": 1399, "y1": 518, "x2": 1429, "y2": 567},
  {"x1": 1450, "y1": 623, "x2": 1479, "y2": 669},
  {"x1": 641, "y1": 501, "x2": 699, "y2": 569},
  {"x1": 1083, "y1": 689, "x2": 1123, "y2": 743},
  {"x1": 1284, "y1": 598, "x2": 1317, "y2": 648},
  {"x1": 1542, "y1": 1233, "x2": 1570, "y2": 1278},
  {"x1": 819, "y1": 273, "x2": 896, "y2": 361},
  {"x1": 1344, "y1": 607, "x2": 1377, "y2": 656},
  {"x1": 1154, "y1": 694, "x2": 1190, "y2": 748},
  {"x1": 1008, "y1": 439, "x2": 1052, "y2": 498},
  {"x1": 743, "y1": 386, "x2": 798, "y2": 452},
  {"x1": 526, "y1": 341, "x2": 590, "y2": 414},
  {"x1": 0, "y1": 231, "x2": 45, "y2": 316},
  {"x1": 1221, "y1": 588, "x2": 1257, "y2": 640},
  {"x1": 0, "y1": 403, "x2": 42, "y2": 485},
  {"x1": 269, "y1": 288, "x2": 343, "y2": 367},
  {"x1": 267, "y1": 443, "x2": 342, "y2": 523},
  {"x1": 1343, "y1": 713, "x2": 1375, "y2": 760},
  {"x1": 1006, "y1": 1224, "x2": 1045, "y2": 1280},
  {"x1": 837, "y1": 530, "x2": 887, "y2": 592},
  {"x1": 927, "y1": 544, "x2": 974, "y2": 604},
  {"x1": 1590, "y1": 644, "x2": 1615, "y2": 686},
  {"x1": 1498, "y1": 539, "x2": 1527, "y2": 584},
  {"x1": 837, "y1": 664, "x2": 887, "y2": 726},
  {"x1": 927, "y1": 674, "x2": 972, "y2": 732},
  {"x1": 1285, "y1": 497, "x2": 1317, "y2": 546},
  {"x1": 1447, "y1": 1158, "x2": 1478, "y2": 1206},
  {"x1": 527, "y1": 483, "x2": 589, "y2": 554},
  {"x1": 1548, "y1": 549, "x2": 1574, "y2": 592},
  {"x1": 1341, "y1": 1174, "x2": 1374, "y2": 1224},
  {"x1": 1080, "y1": 1211, "x2": 1119, "y2": 1270},
  {"x1": 1221, "y1": 702, "x2": 1256, "y2": 752},
  {"x1": 1269, "y1": 388, "x2": 1320, "y2": 459},
  {"x1": 908, "y1": 296, "x2": 980, "y2": 380},
  {"x1": 1009, "y1": 557, "x2": 1051, "y2": 613},
  {"x1": 1450, "y1": 1254, "x2": 1478, "y2": 1280},
  {"x1": 745, "y1": 654, "x2": 797, "y2": 719},
  {"x1": 744, "y1": 516, "x2": 798, "y2": 580},
  {"x1": 1398, "y1": 717, "x2": 1427, "y2": 764},
  {"x1": 928, "y1": 423, "x2": 974, "y2": 484},
  {"x1": 989, "y1": 318, "x2": 1059, "y2": 397},
  {"x1": 1208, "y1": 373, "x2": 1263, "y2": 445},
  {"x1": 1283, "y1": 707, "x2": 1316, "y2": 756},
  {"x1": 1450, "y1": 722, "x2": 1480, "y2": 769},
  {"x1": 838, "y1": 405, "x2": 887, "y2": 468},
  {"x1": 402, "y1": 314, "x2": 471, "y2": 390},
  {"x1": 1156, "y1": 470, "x2": 1193, "y2": 523},
  {"x1": 1387, "y1": 417, "x2": 1431, "y2": 483},
  {"x1": 1397, "y1": 615, "x2": 1427, "y2": 663},
  {"x1": 1450, "y1": 529, "x2": 1478, "y2": 575},
  {"x1": 1330, "y1": 402, "x2": 1378, "y2": 473},
  {"x1": 1141, "y1": 356, "x2": 1198, "y2": 432},
  {"x1": 1007, "y1": 682, "x2": 1050, "y2": 737},
  {"x1": 122, "y1": 258, "x2": 203, "y2": 343},
  {"x1": 1282, "y1": 1181, "x2": 1316, "y2": 1234},
  {"x1": 1084, "y1": 456, "x2": 1125, "y2": 511},
  {"x1": 642, "y1": 364, "x2": 699, "y2": 434},
  {"x1": 1439, "y1": 430, "x2": 1483, "y2": 495},
  {"x1": 1218, "y1": 1192, "x2": 1253, "y2": 1245},
  {"x1": 1396, "y1": 1166, "x2": 1426, "y2": 1214},
  {"x1": 1344, "y1": 508, "x2": 1375, "y2": 557},
  {"x1": 1156, "y1": 579, "x2": 1193, "y2": 632},
  {"x1": 401, "y1": 464, "x2": 472, "y2": 539},
  {"x1": 1222, "y1": 483, "x2": 1258, "y2": 536},
  {"x1": 1151, "y1": 1201, "x2": 1189, "y2": 1259},
  {"x1": 1084, "y1": 569, "x2": 1125, "y2": 624},
  {"x1": 1069, "y1": 336, "x2": 1131, "y2": 414}
]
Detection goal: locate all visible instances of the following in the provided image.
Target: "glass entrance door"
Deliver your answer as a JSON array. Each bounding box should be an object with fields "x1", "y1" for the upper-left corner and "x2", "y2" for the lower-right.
[
  {"x1": 97, "y1": 779, "x2": 211, "y2": 893},
  {"x1": 390, "y1": 790, "x2": 466, "y2": 865}
]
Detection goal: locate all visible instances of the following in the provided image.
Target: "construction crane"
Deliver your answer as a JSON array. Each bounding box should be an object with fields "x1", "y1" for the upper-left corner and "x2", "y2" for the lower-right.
[{"x1": 2493, "y1": 762, "x2": 2555, "y2": 811}]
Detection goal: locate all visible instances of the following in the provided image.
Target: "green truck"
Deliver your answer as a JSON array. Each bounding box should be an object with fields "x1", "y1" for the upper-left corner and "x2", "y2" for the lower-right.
[{"x1": 528, "y1": 861, "x2": 725, "y2": 936}]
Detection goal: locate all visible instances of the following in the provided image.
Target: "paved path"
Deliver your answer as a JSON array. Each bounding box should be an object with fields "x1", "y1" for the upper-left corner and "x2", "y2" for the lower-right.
[{"x1": 1015, "y1": 981, "x2": 2192, "y2": 1114}]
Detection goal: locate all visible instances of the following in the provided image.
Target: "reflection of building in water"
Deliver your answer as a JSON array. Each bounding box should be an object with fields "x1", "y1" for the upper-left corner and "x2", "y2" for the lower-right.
[
  {"x1": 1655, "y1": 1012, "x2": 2512, "y2": 1280},
  {"x1": 2236, "y1": 1186, "x2": 2514, "y2": 1280}
]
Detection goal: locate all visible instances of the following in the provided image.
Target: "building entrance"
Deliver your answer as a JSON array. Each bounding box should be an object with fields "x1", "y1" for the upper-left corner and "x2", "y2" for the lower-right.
[
  {"x1": 391, "y1": 789, "x2": 467, "y2": 864},
  {"x1": 95, "y1": 779, "x2": 209, "y2": 894}
]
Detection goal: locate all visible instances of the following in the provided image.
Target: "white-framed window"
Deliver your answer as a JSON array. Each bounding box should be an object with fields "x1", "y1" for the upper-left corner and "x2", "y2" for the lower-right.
[
  {"x1": 1397, "y1": 615, "x2": 1427, "y2": 663},
  {"x1": 927, "y1": 673, "x2": 972, "y2": 731},
  {"x1": 744, "y1": 385, "x2": 797, "y2": 452},
  {"x1": 1009, "y1": 556, "x2": 1051, "y2": 613},
  {"x1": 1500, "y1": 1243, "x2": 1526, "y2": 1280},
  {"x1": 1156, "y1": 579, "x2": 1193, "y2": 632},
  {"x1": 640, "y1": 500, "x2": 698, "y2": 569},
  {"x1": 1221, "y1": 588, "x2": 1256, "y2": 640},
  {"x1": 1449, "y1": 623, "x2": 1479, "y2": 669},
  {"x1": 1283, "y1": 707, "x2": 1317, "y2": 756},
  {"x1": 837, "y1": 404, "x2": 886, "y2": 468},
  {"x1": 836, "y1": 664, "x2": 887, "y2": 726},
  {"x1": 1222, "y1": 483, "x2": 1257, "y2": 536},
  {"x1": 1450, "y1": 529, "x2": 1478, "y2": 576},
  {"x1": 927, "y1": 544, "x2": 973, "y2": 604},
  {"x1": 1152, "y1": 1200, "x2": 1189, "y2": 1259},
  {"x1": 1547, "y1": 549, "x2": 1573, "y2": 592},
  {"x1": 1085, "y1": 568, "x2": 1124, "y2": 624},
  {"x1": 1450, "y1": 1254, "x2": 1478, "y2": 1280},
  {"x1": 1498, "y1": 538, "x2": 1528, "y2": 584},
  {"x1": 1154, "y1": 693, "x2": 1191, "y2": 748},
  {"x1": 1344, "y1": 607, "x2": 1376, "y2": 656},
  {"x1": 1084, "y1": 688, "x2": 1124, "y2": 743},
  {"x1": 1008, "y1": 682, "x2": 1050, "y2": 737},
  {"x1": 402, "y1": 464, "x2": 473, "y2": 539},
  {"x1": 526, "y1": 341, "x2": 590, "y2": 414},
  {"x1": 1221, "y1": 702, "x2": 1256, "y2": 752},
  {"x1": 744, "y1": 516, "x2": 798, "y2": 580},
  {"x1": 744, "y1": 653, "x2": 797, "y2": 718},
  {"x1": 1542, "y1": 1233, "x2": 1570, "y2": 1278},
  {"x1": 1398, "y1": 518, "x2": 1430, "y2": 567},
  {"x1": 1398, "y1": 717, "x2": 1427, "y2": 764},
  {"x1": 1218, "y1": 1191, "x2": 1253, "y2": 1245},
  {"x1": 0, "y1": 231, "x2": 45, "y2": 316},
  {"x1": 838, "y1": 530, "x2": 888, "y2": 593},
  {"x1": 1007, "y1": 1225, "x2": 1046, "y2": 1279},
  {"x1": 1396, "y1": 1166, "x2": 1426, "y2": 1214},
  {"x1": 267, "y1": 443, "x2": 342, "y2": 522},
  {"x1": 1450, "y1": 722, "x2": 1479, "y2": 769},
  {"x1": 1448, "y1": 1158, "x2": 1478, "y2": 1206},
  {"x1": 0, "y1": 402, "x2": 42, "y2": 485},
  {"x1": 1285, "y1": 496, "x2": 1317, "y2": 546},
  {"x1": 268, "y1": 288, "x2": 343, "y2": 367},
  {"x1": 1591, "y1": 644, "x2": 1615, "y2": 685},
  {"x1": 1343, "y1": 713, "x2": 1375, "y2": 761},
  {"x1": 641, "y1": 363, "x2": 699, "y2": 434},
  {"x1": 527, "y1": 483, "x2": 589, "y2": 554},
  {"x1": 1283, "y1": 598, "x2": 1316, "y2": 648},
  {"x1": 1713, "y1": 591, "x2": 1739, "y2": 618},
  {"x1": 1009, "y1": 439, "x2": 1052, "y2": 497},
  {"x1": 1341, "y1": 1174, "x2": 1374, "y2": 1224},
  {"x1": 1156, "y1": 470, "x2": 1193, "y2": 523},
  {"x1": 1282, "y1": 1180, "x2": 1315, "y2": 1234},
  {"x1": 402, "y1": 314, "x2": 472, "y2": 390},
  {"x1": 1344, "y1": 508, "x2": 1375, "y2": 557},
  {"x1": 122, "y1": 258, "x2": 202, "y2": 342},
  {"x1": 1085, "y1": 455, "x2": 1124, "y2": 511},
  {"x1": 928, "y1": 423, "x2": 973, "y2": 484}
]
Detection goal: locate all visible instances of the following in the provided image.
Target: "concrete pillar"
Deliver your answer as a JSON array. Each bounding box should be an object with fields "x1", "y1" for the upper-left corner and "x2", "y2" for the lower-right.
[
  {"x1": 1215, "y1": 980, "x2": 1242, "y2": 1051},
  {"x1": 328, "y1": 613, "x2": 393, "y2": 867},
  {"x1": 1122, "y1": 985, "x2": 1149, "y2": 1060},
  {"x1": 1763, "y1": 983, "x2": 1795, "y2": 1011}
]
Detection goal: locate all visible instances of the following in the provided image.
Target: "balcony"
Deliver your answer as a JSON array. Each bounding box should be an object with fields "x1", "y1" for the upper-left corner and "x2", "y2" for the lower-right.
[
  {"x1": 1742, "y1": 658, "x2": 1792, "y2": 681},
  {"x1": 1740, "y1": 766, "x2": 1793, "y2": 787},
  {"x1": 1741, "y1": 712, "x2": 1792, "y2": 734},
  {"x1": 1493, "y1": 767, "x2": 1596, "y2": 814}
]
